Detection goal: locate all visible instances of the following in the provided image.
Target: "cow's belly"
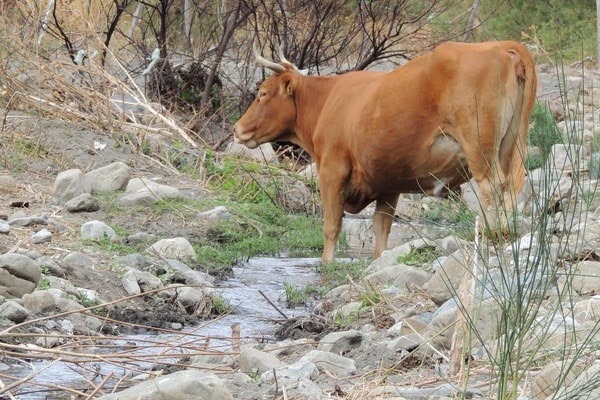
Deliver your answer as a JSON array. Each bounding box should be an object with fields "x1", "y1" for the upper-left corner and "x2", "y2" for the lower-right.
[{"x1": 344, "y1": 133, "x2": 469, "y2": 212}]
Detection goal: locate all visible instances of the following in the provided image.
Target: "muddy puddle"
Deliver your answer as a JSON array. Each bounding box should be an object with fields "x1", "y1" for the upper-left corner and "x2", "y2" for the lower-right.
[{"x1": 1, "y1": 256, "x2": 322, "y2": 399}]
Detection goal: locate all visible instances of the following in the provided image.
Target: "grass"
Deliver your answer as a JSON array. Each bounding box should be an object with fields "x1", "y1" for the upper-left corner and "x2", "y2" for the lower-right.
[
  {"x1": 211, "y1": 294, "x2": 232, "y2": 315},
  {"x1": 84, "y1": 236, "x2": 139, "y2": 255},
  {"x1": 397, "y1": 245, "x2": 439, "y2": 266},
  {"x1": 283, "y1": 282, "x2": 328, "y2": 308},
  {"x1": 195, "y1": 205, "x2": 322, "y2": 269},
  {"x1": 317, "y1": 259, "x2": 370, "y2": 287}
]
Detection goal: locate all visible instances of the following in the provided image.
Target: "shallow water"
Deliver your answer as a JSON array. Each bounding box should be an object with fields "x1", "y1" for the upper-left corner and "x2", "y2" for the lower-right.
[{"x1": 1, "y1": 256, "x2": 321, "y2": 399}]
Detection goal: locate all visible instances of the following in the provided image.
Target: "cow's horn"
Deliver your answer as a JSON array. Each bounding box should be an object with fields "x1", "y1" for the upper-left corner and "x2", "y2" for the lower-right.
[
  {"x1": 277, "y1": 44, "x2": 295, "y2": 69},
  {"x1": 253, "y1": 42, "x2": 286, "y2": 73}
]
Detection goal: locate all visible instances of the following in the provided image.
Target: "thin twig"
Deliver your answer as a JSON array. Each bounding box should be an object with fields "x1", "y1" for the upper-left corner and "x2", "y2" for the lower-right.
[{"x1": 259, "y1": 290, "x2": 288, "y2": 319}]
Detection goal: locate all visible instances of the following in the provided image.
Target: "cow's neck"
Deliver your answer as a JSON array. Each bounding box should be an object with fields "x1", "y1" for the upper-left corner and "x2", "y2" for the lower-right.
[{"x1": 291, "y1": 75, "x2": 338, "y2": 156}]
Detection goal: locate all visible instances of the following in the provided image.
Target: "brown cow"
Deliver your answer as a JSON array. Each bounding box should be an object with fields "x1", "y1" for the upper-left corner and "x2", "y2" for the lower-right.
[{"x1": 233, "y1": 41, "x2": 537, "y2": 264}]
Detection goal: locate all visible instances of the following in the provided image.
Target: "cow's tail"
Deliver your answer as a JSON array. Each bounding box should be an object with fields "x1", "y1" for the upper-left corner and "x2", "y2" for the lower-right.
[{"x1": 503, "y1": 42, "x2": 537, "y2": 208}]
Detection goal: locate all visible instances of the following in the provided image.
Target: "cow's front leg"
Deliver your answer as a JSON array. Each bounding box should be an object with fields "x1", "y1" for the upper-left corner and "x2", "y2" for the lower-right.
[
  {"x1": 373, "y1": 194, "x2": 400, "y2": 260},
  {"x1": 319, "y1": 172, "x2": 346, "y2": 265}
]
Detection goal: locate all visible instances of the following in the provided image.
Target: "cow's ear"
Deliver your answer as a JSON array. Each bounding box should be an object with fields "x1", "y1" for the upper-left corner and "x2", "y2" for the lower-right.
[{"x1": 281, "y1": 75, "x2": 296, "y2": 96}]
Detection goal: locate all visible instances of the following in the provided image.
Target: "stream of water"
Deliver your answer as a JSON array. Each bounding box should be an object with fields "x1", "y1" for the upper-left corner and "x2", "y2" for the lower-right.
[{"x1": 1, "y1": 256, "x2": 322, "y2": 399}]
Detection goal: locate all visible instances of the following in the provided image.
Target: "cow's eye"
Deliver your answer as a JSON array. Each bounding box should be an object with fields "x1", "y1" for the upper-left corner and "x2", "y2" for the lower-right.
[{"x1": 258, "y1": 91, "x2": 267, "y2": 100}]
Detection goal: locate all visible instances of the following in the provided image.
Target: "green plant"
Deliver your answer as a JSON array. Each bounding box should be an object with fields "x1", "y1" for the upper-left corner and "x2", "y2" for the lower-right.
[
  {"x1": 211, "y1": 294, "x2": 232, "y2": 315},
  {"x1": 37, "y1": 275, "x2": 51, "y2": 290},
  {"x1": 283, "y1": 281, "x2": 308, "y2": 308},
  {"x1": 332, "y1": 313, "x2": 358, "y2": 330},
  {"x1": 317, "y1": 259, "x2": 369, "y2": 287},
  {"x1": 526, "y1": 101, "x2": 563, "y2": 170},
  {"x1": 397, "y1": 245, "x2": 439, "y2": 266},
  {"x1": 359, "y1": 289, "x2": 381, "y2": 307},
  {"x1": 86, "y1": 236, "x2": 135, "y2": 255}
]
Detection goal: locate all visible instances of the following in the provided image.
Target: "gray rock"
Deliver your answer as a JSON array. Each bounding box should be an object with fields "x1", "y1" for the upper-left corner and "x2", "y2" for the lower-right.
[
  {"x1": 80, "y1": 220, "x2": 117, "y2": 241},
  {"x1": 317, "y1": 329, "x2": 367, "y2": 354},
  {"x1": 300, "y1": 350, "x2": 356, "y2": 376},
  {"x1": 275, "y1": 179, "x2": 314, "y2": 213},
  {"x1": 373, "y1": 383, "x2": 483, "y2": 399},
  {"x1": 277, "y1": 379, "x2": 323, "y2": 400},
  {"x1": 46, "y1": 276, "x2": 79, "y2": 297},
  {"x1": 225, "y1": 141, "x2": 277, "y2": 162},
  {"x1": 35, "y1": 330, "x2": 63, "y2": 348},
  {"x1": 68, "y1": 312, "x2": 103, "y2": 335},
  {"x1": 122, "y1": 268, "x2": 163, "y2": 296},
  {"x1": 368, "y1": 238, "x2": 438, "y2": 272},
  {"x1": 387, "y1": 333, "x2": 423, "y2": 352},
  {"x1": 263, "y1": 338, "x2": 316, "y2": 358},
  {"x1": 171, "y1": 269, "x2": 215, "y2": 286},
  {"x1": 22, "y1": 290, "x2": 57, "y2": 313},
  {"x1": 425, "y1": 297, "x2": 501, "y2": 349},
  {"x1": 173, "y1": 285, "x2": 212, "y2": 313},
  {"x1": 548, "y1": 144, "x2": 587, "y2": 170},
  {"x1": 36, "y1": 257, "x2": 65, "y2": 278},
  {"x1": 573, "y1": 296, "x2": 600, "y2": 323},
  {"x1": 0, "y1": 300, "x2": 30, "y2": 323},
  {"x1": 559, "y1": 261, "x2": 600, "y2": 295},
  {"x1": 118, "y1": 178, "x2": 182, "y2": 206},
  {"x1": 54, "y1": 169, "x2": 91, "y2": 205},
  {"x1": 147, "y1": 237, "x2": 197, "y2": 262},
  {"x1": 114, "y1": 253, "x2": 152, "y2": 271},
  {"x1": 424, "y1": 249, "x2": 470, "y2": 306},
  {"x1": 198, "y1": 206, "x2": 231, "y2": 221},
  {"x1": 0, "y1": 175, "x2": 17, "y2": 187},
  {"x1": 0, "y1": 253, "x2": 41, "y2": 298},
  {"x1": 552, "y1": 362, "x2": 600, "y2": 400},
  {"x1": 239, "y1": 346, "x2": 283, "y2": 376},
  {"x1": 97, "y1": 370, "x2": 233, "y2": 400},
  {"x1": 363, "y1": 265, "x2": 430, "y2": 294},
  {"x1": 590, "y1": 152, "x2": 600, "y2": 179},
  {"x1": 64, "y1": 193, "x2": 100, "y2": 212},
  {"x1": 123, "y1": 232, "x2": 156, "y2": 245},
  {"x1": 0, "y1": 221, "x2": 9, "y2": 234},
  {"x1": 298, "y1": 163, "x2": 318, "y2": 180},
  {"x1": 8, "y1": 216, "x2": 48, "y2": 227},
  {"x1": 63, "y1": 252, "x2": 94, "y2": 269},
  {"x1": 83, "y1": 162, "x2": 132, "y2": 193},
  {"x1": 334, "y1": 301, "x2": 362, "y2": 318},
  {"x1": 439, "y1": 235, "x2": 469, "y2": 254},
  {"x1": 260, "y1": 359, "x2": 319, "y2": 384},
  {"x1": 31, "y1": 229, "x2": 52, "y2": 244},
  {"x1": 531, "y1": 358, "x2": 583, "y2": 400}
]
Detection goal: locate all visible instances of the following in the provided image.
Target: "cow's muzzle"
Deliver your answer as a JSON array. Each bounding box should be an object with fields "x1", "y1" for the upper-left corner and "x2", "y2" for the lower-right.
[{"x1": 233, "y1": 123, "x2": 259, "y2": 149}]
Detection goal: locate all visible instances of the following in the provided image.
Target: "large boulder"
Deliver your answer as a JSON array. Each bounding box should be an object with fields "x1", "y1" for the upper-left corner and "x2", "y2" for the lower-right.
[
  {"x1": 0, "y1": 254, "x2": 41, "y2": 298},
  {"x1": 147, "y1": 237, "x2": 197, "y2": 262},
  {"x1": 118, "y1": 178, "x2": 183, "y2": 206},
  {"x1": 97, "y1": 370, "x2": 233, "y2": 400},
  {"x1": 54, "y1": 169, "x2": 91, "y2": 205},
  {"x1": 83, "y1": 162, "x2": 132, "y2": 193}
]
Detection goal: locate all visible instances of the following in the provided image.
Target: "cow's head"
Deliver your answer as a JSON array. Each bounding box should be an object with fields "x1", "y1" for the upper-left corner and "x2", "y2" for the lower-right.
[{"x1": 233, "y1": 44, "x2": 300, "y2": 149}]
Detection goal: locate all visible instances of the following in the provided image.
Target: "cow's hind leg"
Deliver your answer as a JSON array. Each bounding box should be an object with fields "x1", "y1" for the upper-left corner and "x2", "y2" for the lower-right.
[
  {"x1": 373, "y1": 194, "x2": 400, "y2": 259},
  {"x1": 463, "y1": 136, "x2": 512, "y2": 237}
]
